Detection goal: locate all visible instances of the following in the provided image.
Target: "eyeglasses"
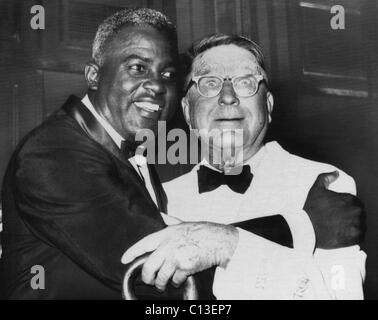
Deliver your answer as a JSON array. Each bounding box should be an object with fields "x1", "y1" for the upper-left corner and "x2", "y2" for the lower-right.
[{"x1": 185, "y1": 74, "x2": 265, "y2": 98}]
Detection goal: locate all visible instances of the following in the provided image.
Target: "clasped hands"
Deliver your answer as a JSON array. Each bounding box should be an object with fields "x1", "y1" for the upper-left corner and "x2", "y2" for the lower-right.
[
  {"x1": 121, "y1": 171, "x2": 365, "y2": 291},
  {"x1": 122, "y1": 221, "x2": 238, "y2": 291}
]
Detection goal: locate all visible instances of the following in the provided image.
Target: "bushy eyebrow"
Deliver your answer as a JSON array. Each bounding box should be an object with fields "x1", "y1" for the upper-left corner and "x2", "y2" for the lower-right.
[
  {"x1": 192, "y1": 58, "x2": 212, "y2": 75},
  {"x1": 193, "y1": 66, "x2": 211, "y2": 76},
  {"x1": 122, "y1": 54, "x2": 153, "y2": 64},
  {"x1": 122, "y1": 54, "x2": 176, "y2": 70},
  {"x1": 193, "y1": 58, "x2": 262, "y2": 76}
]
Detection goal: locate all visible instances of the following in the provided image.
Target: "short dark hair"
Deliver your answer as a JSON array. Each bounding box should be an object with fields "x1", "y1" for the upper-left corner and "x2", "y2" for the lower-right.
[
  {"x1": 182, "y1": 33, "x2": 267, "y2": 87},
  {"x1": 92, "y1": 8, "x2": 177, "y2": 66}
]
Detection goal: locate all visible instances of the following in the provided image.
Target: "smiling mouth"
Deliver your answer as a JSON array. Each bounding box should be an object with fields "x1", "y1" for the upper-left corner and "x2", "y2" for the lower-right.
[
  {"x1": 134, "y1": 101, "x2": 162, "y2": 113},
  {"x1": 215, "y1": 118, "x2": 244, "y2": 121}
]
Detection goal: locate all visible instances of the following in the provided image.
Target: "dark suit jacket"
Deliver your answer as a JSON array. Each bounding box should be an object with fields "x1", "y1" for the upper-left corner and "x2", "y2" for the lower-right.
[{"x1": 0, "y1": 95, "x2": 292, "y2": 299}]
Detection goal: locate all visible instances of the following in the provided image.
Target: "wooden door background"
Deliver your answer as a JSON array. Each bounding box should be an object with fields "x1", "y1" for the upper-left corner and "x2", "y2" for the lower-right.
[{"x1": 1, "y1": 0, "x2": 377, "y2": 298}]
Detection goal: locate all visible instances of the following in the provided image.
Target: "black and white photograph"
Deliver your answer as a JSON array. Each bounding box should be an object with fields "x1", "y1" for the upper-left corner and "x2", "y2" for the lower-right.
[{"x1": 0, "y1": 0, "x2": 377, "y2": 304}]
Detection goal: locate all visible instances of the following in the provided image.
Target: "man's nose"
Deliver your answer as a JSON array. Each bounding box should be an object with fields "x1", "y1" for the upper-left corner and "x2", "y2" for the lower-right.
[
  {"x1": 142, "y1": 77, "x2": 167, "y2": 95},
  {"x1": 218, "y1": 82, "x2": 239, "y2": 106}
]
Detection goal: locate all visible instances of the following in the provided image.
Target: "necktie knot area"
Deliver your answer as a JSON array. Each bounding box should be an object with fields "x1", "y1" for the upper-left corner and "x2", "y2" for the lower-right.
[
  {"x1": 197, "y1": 165, "x2": 253, "y2": 194},
  {"x1": 121, "y1": 140, "x2": 147, "y2": 161}
]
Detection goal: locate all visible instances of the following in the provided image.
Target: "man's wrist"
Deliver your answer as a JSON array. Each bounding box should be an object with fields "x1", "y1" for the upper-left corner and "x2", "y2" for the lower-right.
[{"x1": 217, "y1": 225, "x2": 239, "y2": 268}]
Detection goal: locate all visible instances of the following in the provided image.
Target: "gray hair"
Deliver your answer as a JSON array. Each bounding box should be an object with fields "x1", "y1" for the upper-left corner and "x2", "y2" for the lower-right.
[
  {"x1": 182, "y1": 33, "x2": 268, "y2": 88},
  {"x1": 92, "y1": 8, "x2": 177, "y2": 66}
]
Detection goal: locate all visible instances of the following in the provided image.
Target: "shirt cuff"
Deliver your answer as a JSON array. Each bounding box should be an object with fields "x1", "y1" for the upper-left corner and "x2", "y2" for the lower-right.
[{"x1": 282, "y1": 209, "x2": 316, "y2": 255}]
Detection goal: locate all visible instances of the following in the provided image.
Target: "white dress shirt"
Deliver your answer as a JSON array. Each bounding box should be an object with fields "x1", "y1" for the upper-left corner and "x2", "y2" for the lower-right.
[{"x1": 163, "y1": 141, "x2": 366, "y2": 299}]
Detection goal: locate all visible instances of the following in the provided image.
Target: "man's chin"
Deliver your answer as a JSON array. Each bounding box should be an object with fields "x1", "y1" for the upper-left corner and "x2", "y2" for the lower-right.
[{"x1": 212, "y1": 131, "x2": 244, "y2": 149}]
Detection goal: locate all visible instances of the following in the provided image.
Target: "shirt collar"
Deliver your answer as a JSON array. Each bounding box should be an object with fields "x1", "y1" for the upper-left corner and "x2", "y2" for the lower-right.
[
  {"x1": 81, "y1": 94, "x2": 124, "y2": 149},
  {"x1": 200, "y1": 144, "x2": 267, "y2": 174}
]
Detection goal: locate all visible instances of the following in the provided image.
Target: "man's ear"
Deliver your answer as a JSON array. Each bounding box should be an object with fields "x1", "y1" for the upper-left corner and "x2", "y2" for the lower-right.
[
  {"x1": 266, "y1": 91, "x2": 274, "y2": 123},
  {"x1": 84, "y1": 62, "x2": 100, "y2": 90},
  {"x1": 181, "y1": 97, "x2": 192, "y2": 129}
]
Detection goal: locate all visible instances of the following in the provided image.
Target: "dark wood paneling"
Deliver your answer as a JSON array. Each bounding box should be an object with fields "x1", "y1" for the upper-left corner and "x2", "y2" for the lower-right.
[
  {"x1": 287, "y1": 1, "x2": 369, "y2": 98},
  {"x1": 268, "y1": 0, "x2": 378, "y2": 299},
  {"x1": 0, "y1": 67, "x2": 43, "y2": 182},
  {"x1": 176, "y1": 0, "x2": 260, "y2": 52},
  {"x1": 43, "y1": 71, "x2": 86, "y2": 117},
  {"x1": 0, "y1": 68, "x2": 14, "y2": 181}
]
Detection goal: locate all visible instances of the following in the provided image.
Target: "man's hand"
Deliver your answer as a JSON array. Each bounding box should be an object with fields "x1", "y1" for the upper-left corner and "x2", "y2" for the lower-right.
[
  {"x1": 304, "y1": 171, "x2": 365, "y2": 249},
  {"x1": 121, "y1": 222, "x2": 238, "y2": 291}
]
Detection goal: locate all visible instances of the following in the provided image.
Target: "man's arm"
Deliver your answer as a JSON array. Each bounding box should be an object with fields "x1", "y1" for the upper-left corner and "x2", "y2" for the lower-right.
[
  {"x1": 13, "y1": 136, "x2": 311, "y2": 299},
  {"x1": 305, "y1": 171, "x2": 366, "y2": 299},
  {"x1": 232, "y1": 215, "x2": 293, "y2": 247},
  {"x1": 304, "y1": 171, "x2": 364, "y2": 249},
  {"x1": 15, "y1": 138, "x2": 165, "y2": 293},
  {"x1": 121, "y1": 172, "x2": 365, "y2": 297}
]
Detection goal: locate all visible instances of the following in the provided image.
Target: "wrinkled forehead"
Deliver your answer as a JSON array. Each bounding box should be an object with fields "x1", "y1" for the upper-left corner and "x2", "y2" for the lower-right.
[{"x1": 192, "y1": 44, "x2": 265, "y2": 77}]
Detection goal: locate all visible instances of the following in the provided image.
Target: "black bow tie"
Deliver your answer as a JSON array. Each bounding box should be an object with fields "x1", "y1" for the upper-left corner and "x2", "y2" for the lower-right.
[
  {"x1": 197, "y1": 165, "x2": 253, "y2": 194},
  {"x1": 121, "y1": 140, "x2": 139, "y2": 159}
]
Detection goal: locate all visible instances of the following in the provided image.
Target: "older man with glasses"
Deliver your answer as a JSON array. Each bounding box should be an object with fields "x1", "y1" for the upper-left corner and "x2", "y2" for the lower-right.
[{"x1": 122, "y1": 34, "x2": 366, "y2": 300}]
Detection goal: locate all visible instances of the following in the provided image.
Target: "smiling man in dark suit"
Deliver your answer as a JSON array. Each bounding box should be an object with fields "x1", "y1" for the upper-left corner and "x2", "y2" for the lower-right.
[{"x1": 0, "y1": 8, "x2": 180, "y2": 299}]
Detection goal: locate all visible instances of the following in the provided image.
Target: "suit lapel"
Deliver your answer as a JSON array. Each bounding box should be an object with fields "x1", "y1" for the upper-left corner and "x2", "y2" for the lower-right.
[
  {"x1": 148, "y1": 164, "x2": 168, "y2": 213},
  {"x1": 62, "y1": 95, "x2": 160, "y2": 212},
  {"x1": 61, "y1": 96, "x2": 131, "y2": 166}
]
